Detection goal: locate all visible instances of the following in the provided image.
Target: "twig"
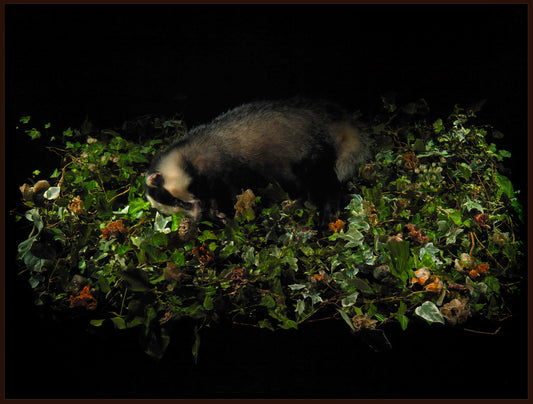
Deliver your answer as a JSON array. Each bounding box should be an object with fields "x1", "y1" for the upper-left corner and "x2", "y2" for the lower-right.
[
  {"x1": 463, "y1": 326, "x2": 501, "y2": 335},
  {"x1": 472, "y1": 232, "x2": 505, "y2": 270},
  {"x1": 108, "y1": 186, "x2": 131, "y2": 203},
  {"x1": 232, "y1": 321, "x2": 260, "y2": 328},
  {"x1": 469, "y1": 231, "x2": 475, "y2": 256}
]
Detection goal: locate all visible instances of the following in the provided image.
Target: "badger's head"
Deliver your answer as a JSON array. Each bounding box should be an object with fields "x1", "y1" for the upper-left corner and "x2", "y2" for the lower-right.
[{"x1": 145, "y1": 150, "x2": 202, "y2": 219}]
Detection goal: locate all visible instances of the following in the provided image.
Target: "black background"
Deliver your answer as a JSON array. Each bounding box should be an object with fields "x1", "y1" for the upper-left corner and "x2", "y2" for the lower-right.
[{"x1": 4, "y1": 4, "x2": 528, "y2": 399}]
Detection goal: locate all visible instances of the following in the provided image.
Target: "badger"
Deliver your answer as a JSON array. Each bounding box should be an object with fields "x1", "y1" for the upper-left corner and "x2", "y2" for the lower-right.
[{"x1": 145, "y1": 99, "x2": 369, "y2": 227}]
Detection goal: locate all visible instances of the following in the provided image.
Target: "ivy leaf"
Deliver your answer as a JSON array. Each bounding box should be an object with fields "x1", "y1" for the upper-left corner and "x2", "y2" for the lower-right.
[
  {"x1": 154, "y1": 212, "x2": 172, "y2": 234},
  {"x1": 462, "y1": 197, "x2": 484, "y2": 213},
  {"x1": 415, "y1": 301, "x2": 445, "y2": 324},
  {"x1": 110, "y1": 317, "x2": 127, "y2": 330},
  {"x1": 395, "y1": 301, "x2": 409, "y2": 330},
  {"x1": 341, "y1": 226, "x2": 364, "y2": 248},
  {"x1": 494, "y1": 173, "x2": 515, "y2": 199},
  {"x1": 25, "y1": 208, "x2": 44, "y2": 232},
  {"x1": 288, "y1": 284, "x2": 306, "y2": 291},
  {"x1": 90, "y1": 319, "x2": 106, "y2": 327},
  {"x1": 433, "y1": 118, "x2": 444, "y2": 134},
  {"x1": 419, "y1": 243, "x2": 443, "y2": 265},
  {"x1": 341, "y1": 292, "x2": 359, "y2": 308},
  {"x1": 17, "y1": 235, "x2": 38, "y2": 260},
  {"x1": 44, "y1": 187, "x2": 61, "y2": 200},
  {"x1": 295, "y1": 299, "x2": 306, "y2": 315}
]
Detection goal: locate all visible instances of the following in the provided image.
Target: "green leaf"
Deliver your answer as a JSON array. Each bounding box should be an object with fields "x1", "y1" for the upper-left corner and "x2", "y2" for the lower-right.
[
  {"x1": 90, "y1": 319, "x2": 106, "y2": 327},
  {"x1": 258, "y1": 319, "x2": 275, "y2": 331},
  {"x1": 341, "y1": 292, "x2": 359, "y2": 308},
  {"x1": 295, "y1": 299, "x2": 306, "y2": 315},
  {"x1": 388, "y1": 240, "x2": 410, "y2": 283},
  {"x1": 44, "y1": 187, "x2": 61, "y2": 200},
  {"x1": 203, "y1": 295, "x2": 214, "y2": 311},
  {"x1": 154, "y1": 212, "x2": 172, "y2": 233},
  {"x1": 433, "y1": 118, "x2": 444, "y2": 134},
  {"x1": 28, "y1": 276, "x2": 40, "y2": 289},
  {"x1": 395, "y1": 301, "x2": 409, "y2": 330},
  {"x1": 419, "y1": 243, "x2": 443, "y2": 266},
  {"x1": 110, "y1": 317, "x2": 127, "y2": 330},
  {"x1": 498, "y1": 149, "x2": 511, "y2": 159},
  {"x1": 17, "y1": 235, "x2": 38, "y2": 260},
  {"x1": 462, "y1": 197, "x2": 484, "y2": 213},
  {"x1": 337, "y1": 308, "x2": 356, "y2": 332},
  {"x1": 415, "y1": 301, "x2": 445, "y2": 324},
  {"x1": 494, "y1": 173, "x2": 515, "y2": 199},
  {"x1": 26, "y1": 128, "x2": 41, "y2": 140},
  {"x1": 484, "y1": 276, "x2": 500, "y2": 294},
  {"x1": 397, "y1": 314, "x2": 409, "y2": 331},
  {"x1": 260, "y1": 294, "x2": 276, "y2": 309}
]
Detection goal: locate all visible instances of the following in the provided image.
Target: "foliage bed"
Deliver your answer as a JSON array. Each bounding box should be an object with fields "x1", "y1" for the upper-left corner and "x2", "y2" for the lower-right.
[{"x1": 14, "y1": 100, "x2": 524, "y2": 360}]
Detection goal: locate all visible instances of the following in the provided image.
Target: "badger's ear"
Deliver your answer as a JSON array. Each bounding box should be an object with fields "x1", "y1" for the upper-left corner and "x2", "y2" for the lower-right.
[{"x1": 189, "y1": 156, "x2": 209, "y2": 173}]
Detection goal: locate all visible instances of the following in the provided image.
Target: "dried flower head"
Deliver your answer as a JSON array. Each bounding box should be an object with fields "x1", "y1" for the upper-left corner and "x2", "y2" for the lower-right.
[
  {"x1": 407, "y1": 224, "x2": 429, "y2": 244},
  {"x1": 234, "y1": 189, "x2": 256, "y2": 220},
  {"x1": 387, "y1": 233, "x2": 403, "y2": 243},
  {"x1": 178, "y1": 217, "x2": 198, "y2": 241},
  {"x1": 412, "y1": 267, "x2": 431, "y2": 285},
  {"x1": 352, "y1": 314, "x2": 378, "y2": 330},
  {"x1": 402, "y1": 151, "x2": 419, "y2": 170},
  {"x1": 440, "y1": 298, "x2": 470, "y2": 325},
  {"x1": 69, "y1": 285, "x2": 97, "y2": 310},
  {"x1": 68, "y1": 196, "x2": 84, "y2": 215},
  {"x1": 102, "y1": 220, "x2": 129, "y2": 240},
  {"x1": 329, "y1": 219, "x2": 346, "y2": 233},
  {"x1": 360, "y1": 163, "x2": 377, "y2": 180},
  {"x1": 192, "y1": 245, "x2": 214, "y2": 267},
  {"x1": 164, "y1": 262, "x2": 183, "y2": 281},
  {"x1": 424, "y1": 277, "x2": 444, "y2": 293},
  {"x1": 474, "y1": 213, "x2": 490, "y2": 229}
]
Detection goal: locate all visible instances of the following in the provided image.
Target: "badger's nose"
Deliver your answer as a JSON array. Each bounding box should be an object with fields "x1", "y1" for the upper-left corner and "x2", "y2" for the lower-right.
[{"x1": 146, "y1": 172, "x2": 164, "y2": 187}]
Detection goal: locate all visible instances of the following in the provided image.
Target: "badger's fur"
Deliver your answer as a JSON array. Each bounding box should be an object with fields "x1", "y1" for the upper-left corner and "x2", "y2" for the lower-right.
[{"x1": 146, "y1": 99, "x2": 369, "y2": 226}]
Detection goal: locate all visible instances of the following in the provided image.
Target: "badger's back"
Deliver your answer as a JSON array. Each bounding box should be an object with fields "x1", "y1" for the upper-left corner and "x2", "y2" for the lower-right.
[{"x1": 179, "y1": 100, "x2": 365, "y2": 181}]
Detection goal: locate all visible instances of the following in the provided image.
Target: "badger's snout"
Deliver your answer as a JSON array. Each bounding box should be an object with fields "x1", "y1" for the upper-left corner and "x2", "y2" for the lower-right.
[{"x1": 145, "y1": 172, "x2": 202, "y2": 219}]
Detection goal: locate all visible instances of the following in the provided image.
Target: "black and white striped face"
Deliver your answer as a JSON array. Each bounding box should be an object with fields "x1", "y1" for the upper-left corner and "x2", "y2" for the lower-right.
[{"x1": 145, "y1": 151, "x2": 202, "y2": 219}]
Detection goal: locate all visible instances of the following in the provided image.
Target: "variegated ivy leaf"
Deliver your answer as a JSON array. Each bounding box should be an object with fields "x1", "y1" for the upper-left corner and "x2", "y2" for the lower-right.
[
  {"x1": 154, "y1": 212, "x2": 172, "y2": 234},
  {"x1": 419, "y1": 242, "x2": 443, "y2": 265},
  {"x1": 415, "y1": 301, "x2": 445, "y2": 324},
  {"x1": 44, "y1": 186, "x2": 61, "y2": 200},
  {"x1": 341, "y1": 292, "x2": 359, "y2": 308}
]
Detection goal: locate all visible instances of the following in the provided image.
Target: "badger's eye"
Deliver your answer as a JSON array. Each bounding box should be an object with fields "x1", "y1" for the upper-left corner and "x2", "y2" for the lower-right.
[
  {"x1": 174, "y1": 199, "x2": 194, "y2": 210},
  {"x1": 146, "y1": 183, "x2": 195, "y2": 211}
]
